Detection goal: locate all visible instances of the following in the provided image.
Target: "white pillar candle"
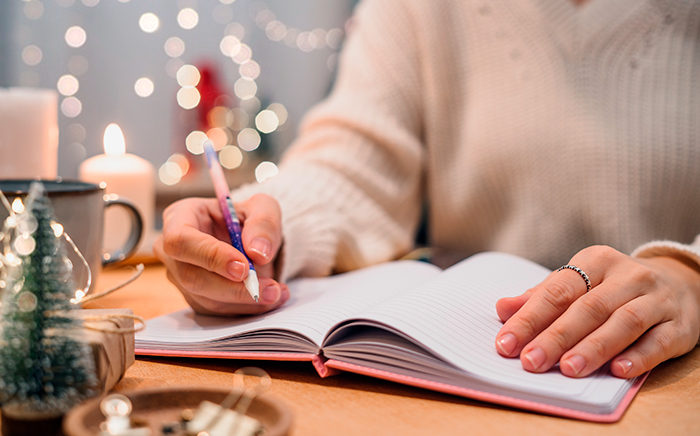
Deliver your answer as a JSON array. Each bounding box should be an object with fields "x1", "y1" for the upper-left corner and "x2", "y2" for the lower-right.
[
  {"x1": 0, "y1": 87, "x2": 59, "y2": 179},
  {"x1": 79, "y1": 123, "x2": 155, "y2": 255}
]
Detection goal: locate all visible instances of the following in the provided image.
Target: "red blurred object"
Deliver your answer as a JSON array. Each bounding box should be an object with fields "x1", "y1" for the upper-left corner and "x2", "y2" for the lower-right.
[{"x1": 196, "y1": 62, "x2": 234, "y2": 129}]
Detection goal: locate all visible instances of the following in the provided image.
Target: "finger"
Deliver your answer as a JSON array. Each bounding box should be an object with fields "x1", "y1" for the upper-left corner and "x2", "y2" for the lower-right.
[
  {"x1": 496, "y1": 288, "x2": 537, "y2": 322},
  {"x1": 495, "y1": 260, "x2": 602, "y2": 358},
  {"x1": 167, "y1": 269, "x2": 286, "y2": 315},
  {"x1": 157, "y1": 236, "x2": 283, "y2": 307},
  {"x1": 552, "y1": 293, "x2": 664, "y2": 377},
  {"x1": 237, "y1": 194, "x2": 283, "y2": 266},
  {"x1": 610, "y1": 321, "x2": 694, "y2": 379},
  {"x1": 161, "y1": 216, "x2": 251, "y2": 283}
]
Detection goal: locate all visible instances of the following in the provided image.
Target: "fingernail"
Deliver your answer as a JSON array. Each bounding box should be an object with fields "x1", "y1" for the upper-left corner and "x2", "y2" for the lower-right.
[
  {"x1": 523, "y1": 347, "x2": 546, "y2": 371},
  {"x1": 615, "y1": 358, "x2": 633, "y2": 376},
  {"x1": 496, "y1": 333, "x2": 517, "y2": 355},
  {"x1": 562, "y1": 354, "x2": 586, "y2": 376},
  {"x1": 228, "y1": 261, "x2": 247, "y2": 281},
  {"x1": 249, "y1": 237, "x2": 272, "y2": 259},
  {"x1": 261, "y1": 284, "x2": 280, "y2": 304},
  {"x1": 280, "y1": 285, "x2": 291, "y2": 303}
]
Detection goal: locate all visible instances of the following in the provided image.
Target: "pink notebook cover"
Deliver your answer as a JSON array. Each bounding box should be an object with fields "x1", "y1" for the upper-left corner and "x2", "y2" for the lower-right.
[{"x1": 135, "y1": 348, "x2": 646, "y2": 422}]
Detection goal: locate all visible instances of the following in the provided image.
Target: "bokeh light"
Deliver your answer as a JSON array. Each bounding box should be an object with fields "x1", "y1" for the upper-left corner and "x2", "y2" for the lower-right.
[
  {"x1": 24, "y1": 1, "x2": 44, "y2": 20},
  {"x1": 219, "y1": 35, "x2": 241, "y2": 57},
  {"x1": 65, "y1": 26, "x2": 87, "y2": 48},
  {"x1": 208, "y1": 106, "x2": 229, "y2": 128},
  {"x1": 60, "y1": 97, "x2": 82, "y2": 118},
  {"x1": 255, "y1": 110, "x2": 279, "y2": 134},
  {"x1": 231, "y1": 44, "x2": 252, "y2": 64},
  {"x1": 206, "y1": 127, "x2": 228, "y2": 151},
  {"x1": 177, "y1": 8, "x2": 199, "y2": 30},
  {"x1": 185, "y1": 130, "x2": 207, "y2": 154},
  {"x1": 234, "y1": 77, "x2": 257, "y2": 100},
  {"x1": 159, "y1": 161, "x2": 182, "y2": 185},
  {"x1": 219, "y1": 145, "x2": 243, "y2": 169},
  {"x1": 57, "y1": 74, "x2": 79, "y2": 96},
  {"x1": 255, "y1": 161, "x2": 279, "y2": 183},
  {"x1": 237, "y1": 128, "x2": 260, "y2": 151},
  {"x1": 134, "y1": 77, "x2": 155, "y2": 97},
  {"x1": 164, "y1": 37, "x2": 185, "y2": 58},
  {"x1": 226, "y1": 107, "x2": 249, "y2": 131},
  {"x1": 22, "y1": 45, "x2": 42, "y2": 66},
  {"x1": 176, "y1": 64, "x2": 201, "y2": 87},
  {"x1": 239, "y1": 61, "x2": 260, "y2": 79},
  {"x1": 177, "y1": 87, "x2": 201, "y2": 110},
  {"x1": 139, "y1": 13, "x2": 160, "y2": 33},
  {"x1": 267, "y1": 103, "x2": 288, "y2": 125}
]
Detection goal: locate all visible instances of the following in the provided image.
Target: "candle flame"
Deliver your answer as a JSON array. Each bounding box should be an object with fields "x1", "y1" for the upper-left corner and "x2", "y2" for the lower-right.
[{"x1": 103, "y1": 123, "x2": 126, "y2": 156}]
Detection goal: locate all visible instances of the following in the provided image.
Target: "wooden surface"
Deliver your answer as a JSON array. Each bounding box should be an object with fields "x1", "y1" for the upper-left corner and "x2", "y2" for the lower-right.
[{"x1": 80, "y1": 263, "x2": 700, "y2": 436}]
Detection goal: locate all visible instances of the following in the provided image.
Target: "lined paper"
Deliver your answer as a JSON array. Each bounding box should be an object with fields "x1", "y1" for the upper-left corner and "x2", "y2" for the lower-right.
[
  {"x1": 327, "y1": 252, "x2": 634, "y2": 408},
  {"x1": 136, "y1": 260, "x2": 440, "y2": 350}
]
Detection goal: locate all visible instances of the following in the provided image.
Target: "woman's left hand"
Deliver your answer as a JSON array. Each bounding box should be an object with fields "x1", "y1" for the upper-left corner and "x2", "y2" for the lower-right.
[{"x1": 495, "y1": 245, "x2": 700, "y2": 378}]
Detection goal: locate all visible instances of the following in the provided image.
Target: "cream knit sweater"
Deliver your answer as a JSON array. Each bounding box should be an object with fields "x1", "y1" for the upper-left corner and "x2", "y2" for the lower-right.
[{"x1": 232, "y1": 0, "x2": 700, "y2": 281}]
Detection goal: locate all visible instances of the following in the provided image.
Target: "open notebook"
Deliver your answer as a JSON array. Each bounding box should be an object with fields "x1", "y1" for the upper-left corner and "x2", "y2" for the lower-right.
[{"x1": 135, "y1": 252, "x2": 647, "y2": 422}]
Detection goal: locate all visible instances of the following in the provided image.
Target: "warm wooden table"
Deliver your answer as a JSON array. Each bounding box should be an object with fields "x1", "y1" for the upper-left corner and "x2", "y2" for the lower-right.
[{"x1": 83, "y1": 263, "x2": 700, "y2": 436}]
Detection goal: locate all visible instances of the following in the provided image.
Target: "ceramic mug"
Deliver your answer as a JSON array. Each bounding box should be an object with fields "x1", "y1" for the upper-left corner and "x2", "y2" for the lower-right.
[{"x1": 0, "y1": 179, "x2": 143, "y2": 290}]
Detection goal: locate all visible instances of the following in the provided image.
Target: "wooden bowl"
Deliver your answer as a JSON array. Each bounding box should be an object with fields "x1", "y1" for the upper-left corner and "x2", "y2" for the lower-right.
[{"x1": 63, "y1": 386, "x2": 292, "y2": 436}]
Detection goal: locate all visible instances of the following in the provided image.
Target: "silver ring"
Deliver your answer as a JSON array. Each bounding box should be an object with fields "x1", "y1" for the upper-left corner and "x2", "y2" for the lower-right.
[{"x1": 557, "y1": 264, "x2": 592, "y2": 292}]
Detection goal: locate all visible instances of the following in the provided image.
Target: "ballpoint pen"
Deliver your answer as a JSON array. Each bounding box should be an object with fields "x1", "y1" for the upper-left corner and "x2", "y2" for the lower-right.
[{"x1": 202, "y1": 141, "x2": 260, "y2": 302}]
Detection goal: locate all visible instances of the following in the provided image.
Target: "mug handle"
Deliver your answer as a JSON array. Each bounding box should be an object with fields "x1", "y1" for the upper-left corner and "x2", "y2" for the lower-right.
[{"x1": 103, "y1": 196, "x2": 144, "y2": 266}]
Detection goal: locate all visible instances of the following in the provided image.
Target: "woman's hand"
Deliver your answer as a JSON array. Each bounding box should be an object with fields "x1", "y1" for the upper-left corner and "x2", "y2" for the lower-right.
[
  {"x1": 495, "y1": 245, "x2": 700, "y2": 378},
  {"x1": 153, "y1": 194, "x2": 290, "y2": 316}
]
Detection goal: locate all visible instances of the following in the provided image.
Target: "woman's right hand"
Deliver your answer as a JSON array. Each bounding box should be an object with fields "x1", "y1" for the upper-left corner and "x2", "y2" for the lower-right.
[{"x1": 153, "y1": 194, "x2": 289, "y2": 316}]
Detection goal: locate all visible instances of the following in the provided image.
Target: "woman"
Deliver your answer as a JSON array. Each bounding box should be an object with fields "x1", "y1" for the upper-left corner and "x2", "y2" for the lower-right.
[{"x1": 155, "y1": 0, "x2": 700, "y2": 379}]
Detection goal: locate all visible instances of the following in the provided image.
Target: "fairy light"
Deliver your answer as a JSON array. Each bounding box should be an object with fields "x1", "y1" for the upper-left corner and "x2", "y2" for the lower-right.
[
  {"x1": 57, "y1": 74, "x2": 79, "y2": 96},
  {"x1": 71, "y1": 290, "x2": 86, "y2": 304},
  {"x1": 233, "y1": 77, "x2": 257, "y2": 100},
  {"x1": 237, "y1": 128, "x2": 260, "y2": 152},
  {"x1": 177, "y1": 87, "x2": 200, "y2": 110},
  {"x1": 65, "y1": 26, "x2": 87, "y2": 48},
  {"x1": 159, "y1": 161, "x2": 182, "y2": 185},
  {"x1": 255, "y1": 161, "x2": 279, "y2": 183},
  {"x1": 206, "y1": 127, "x2": 228, "y2": 151},
  {"x1": 51, "y1": 222, "x2": 65, "y2": 238},
  {"x1": 176, "y1": 64, "x2": 201, "y2": 87},
  {"x1": 11, "y1": 198, "x2": 25, "y2": 214},
  {"x1": 139, "y1": 13, "x2": 160, "y2": 33},
  {"x1": 219, "y1": 145, "x2": 243, "y2": 169},
  {"x1": 134, "y1": 77, "x2": 155, "y2": 98},
  {"x1": 16, "y1": 1, "x2": 349, "y2": 188},
  {"x1": 164, "y1": 37, "x2": 185, "y2": 58},
  {"x1": 61, "y1": 97, "x2": 82, "y2": 117},
  {"x1": 255, "y1": 110, "x2": 279, "y2": 134},
  {"x1": 21, "y1": 45, "x2": 42, "y2": 66},
  {"x1": 267, "y1": 103, "x2": 288, "y2": 125},
  {"x1": 185, "y1": 130, "x2": 207, "y2": 155},
  {"x1": 23, "y1": 1, "x2": 44, "y2": 20},
  {"x1": 177, "y1": 8, "x2": 199, "y2": 30}
]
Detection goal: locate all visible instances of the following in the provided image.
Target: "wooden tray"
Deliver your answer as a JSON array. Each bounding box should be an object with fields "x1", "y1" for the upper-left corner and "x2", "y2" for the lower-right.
[{"x1": 63, "y1": 386, "x2": 292, "y2": 436}]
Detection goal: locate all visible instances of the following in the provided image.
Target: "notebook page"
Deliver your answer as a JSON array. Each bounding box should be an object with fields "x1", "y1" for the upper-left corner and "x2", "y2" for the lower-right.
[
  {"x1": 342, "y1": 252, "x2": 634, "y2": 405},
  {"x1": 136, "y1": 260, "x2": 439, "y2": 350}
]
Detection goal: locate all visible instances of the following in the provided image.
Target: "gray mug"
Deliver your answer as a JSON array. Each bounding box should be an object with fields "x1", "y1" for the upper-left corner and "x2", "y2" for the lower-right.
[{"x1": 0, "y1": 179, "x2": 143, "y2": 290}]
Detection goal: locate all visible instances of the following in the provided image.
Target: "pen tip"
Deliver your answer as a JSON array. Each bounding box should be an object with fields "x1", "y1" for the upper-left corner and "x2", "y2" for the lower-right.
[{"x1": 254, "y1": 295, "x2": 259, "y2": 303}]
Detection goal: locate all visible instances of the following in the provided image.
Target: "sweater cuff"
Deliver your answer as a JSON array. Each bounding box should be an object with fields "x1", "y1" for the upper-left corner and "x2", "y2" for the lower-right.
[{"x1": 631, "y1": 240, "x2": 700, "y2": 271}]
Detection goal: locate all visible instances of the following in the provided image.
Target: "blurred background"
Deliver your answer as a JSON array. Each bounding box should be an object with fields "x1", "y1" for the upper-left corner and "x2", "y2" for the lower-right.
[{"x1": 0, "y1": 0, "x2": 356, "y2": 226}]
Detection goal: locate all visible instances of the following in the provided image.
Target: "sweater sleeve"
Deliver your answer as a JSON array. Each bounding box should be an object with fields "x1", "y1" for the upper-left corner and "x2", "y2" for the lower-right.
[
  {"x1": 631, "y1": 236, "x2": 700, "y2": 271},
  {"x1": 231, "y1": 0, "x2": 425, "y2": 282}
]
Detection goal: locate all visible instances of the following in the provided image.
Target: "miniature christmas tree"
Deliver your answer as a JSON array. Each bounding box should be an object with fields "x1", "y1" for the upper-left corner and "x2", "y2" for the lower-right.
[{"x1": 0, "y1": 182, "x2": 97, "y2": 416}]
